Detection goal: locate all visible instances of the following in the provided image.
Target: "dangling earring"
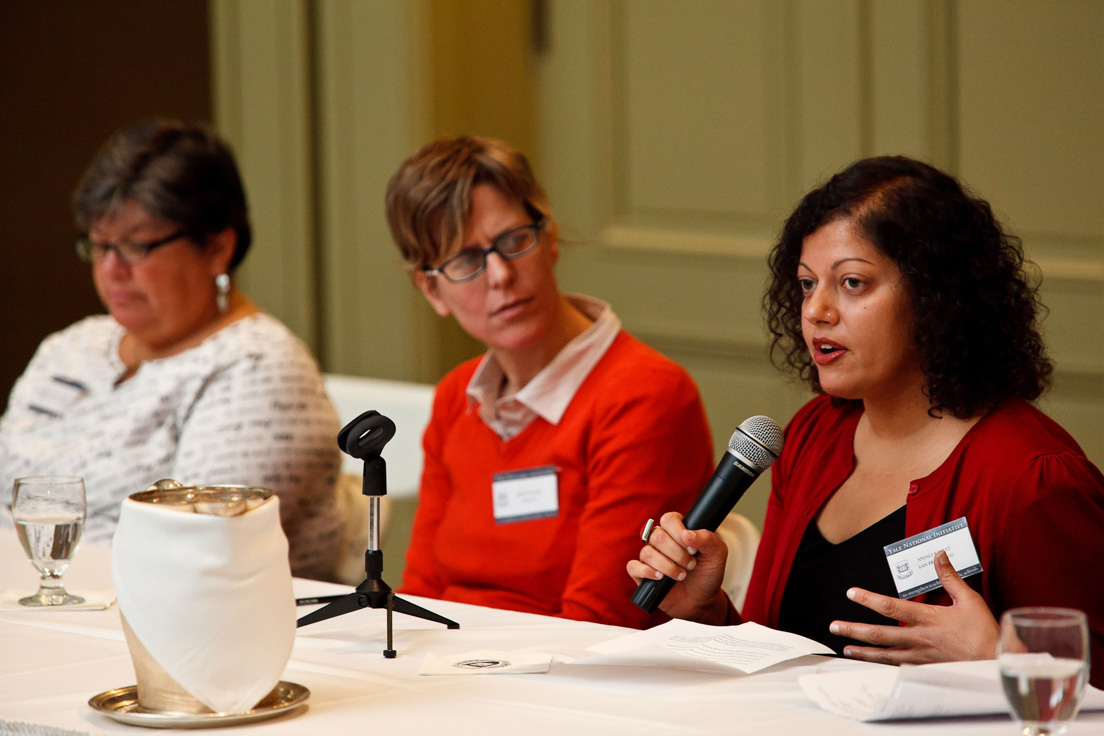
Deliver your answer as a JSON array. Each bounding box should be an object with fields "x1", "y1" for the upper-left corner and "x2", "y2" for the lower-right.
[{"x1": 215, "y1": 273, "x2": 231, "y2": 314}]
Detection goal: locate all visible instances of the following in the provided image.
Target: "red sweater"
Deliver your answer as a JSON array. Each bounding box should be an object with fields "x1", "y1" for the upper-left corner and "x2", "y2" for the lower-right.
[
  {"x1": 742, "y1": 395, "x2": 1104, "y2": 686},
  {"x1": 400, "y1": 330, "x2": 714, "y2": 629}
]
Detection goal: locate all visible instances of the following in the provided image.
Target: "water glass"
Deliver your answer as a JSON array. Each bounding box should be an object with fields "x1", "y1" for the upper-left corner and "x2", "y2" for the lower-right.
[
  {"x1": 12, "y1": 475, "x2": 86, "y2": 606},
  {"x1": 998, "y1": 607, "x2": 1089, "y2": 736}
]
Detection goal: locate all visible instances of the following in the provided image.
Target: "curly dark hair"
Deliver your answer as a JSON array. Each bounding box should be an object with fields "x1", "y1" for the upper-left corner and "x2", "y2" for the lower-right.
[{"x1": 765, "y1": 155, "x2": 1051, "y2": 418}]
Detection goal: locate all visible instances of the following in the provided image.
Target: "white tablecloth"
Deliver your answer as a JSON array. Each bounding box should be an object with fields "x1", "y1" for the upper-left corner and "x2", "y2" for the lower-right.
[{"x1": 2, "y1": 530, "x2": 1102, "y2": 735}]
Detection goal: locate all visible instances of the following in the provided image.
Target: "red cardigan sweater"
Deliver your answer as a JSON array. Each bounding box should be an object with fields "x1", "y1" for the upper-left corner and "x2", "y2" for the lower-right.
[
  {"x1": 742, "y1": 395, "x2": 1104, "y2": 687},
  {"x1": 400, "y1": 330, "x2": 714, "y2": 629}
]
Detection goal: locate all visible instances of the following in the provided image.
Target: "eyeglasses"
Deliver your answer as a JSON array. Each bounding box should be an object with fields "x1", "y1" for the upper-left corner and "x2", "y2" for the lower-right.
[
  {"x1": 422, "y1": 213, "x2": 547, "y2": 284},
  {"x1": 75, "y1": 230, "x2": 185, "y2": 266}
]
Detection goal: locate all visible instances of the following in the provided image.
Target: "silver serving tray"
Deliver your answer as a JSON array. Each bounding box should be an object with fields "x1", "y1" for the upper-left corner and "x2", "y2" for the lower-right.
[{"x1": 88, "y1": 681, "x2": 309, "y2": 728}]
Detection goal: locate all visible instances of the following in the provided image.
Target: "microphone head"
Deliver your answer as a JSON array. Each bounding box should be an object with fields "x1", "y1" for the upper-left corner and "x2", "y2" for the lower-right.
[{"x1": 728, "y1": 415, "x2": 783, "y2": 472}]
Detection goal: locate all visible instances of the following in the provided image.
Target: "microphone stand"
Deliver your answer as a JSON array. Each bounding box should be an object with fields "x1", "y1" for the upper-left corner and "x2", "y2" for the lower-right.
[{"x1": 296, "y1": 410, "x2": 458, "y2": 657}]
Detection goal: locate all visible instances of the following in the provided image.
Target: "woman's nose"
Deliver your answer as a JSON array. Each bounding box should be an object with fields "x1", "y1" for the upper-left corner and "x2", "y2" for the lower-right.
[
  {"x1": 483, "y1": 249, "x2": 517, "y2": 287},
  {"x1": 804, "y1": 287, "x2": 836, "y2": 324},
  {"x1": 95, "y1": 248, "x2": 131, "y2": 277}
]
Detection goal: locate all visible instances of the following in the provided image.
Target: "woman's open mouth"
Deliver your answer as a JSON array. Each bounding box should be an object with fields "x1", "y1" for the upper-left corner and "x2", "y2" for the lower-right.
[{"x1": 811, "y1": 338, "x2": 847, "y2": 366}]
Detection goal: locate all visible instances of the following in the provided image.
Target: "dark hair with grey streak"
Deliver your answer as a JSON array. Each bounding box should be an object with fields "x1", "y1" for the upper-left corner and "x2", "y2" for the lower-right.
[{"x1": 73, "y1": 119, "x2": 252, "y2": 270}]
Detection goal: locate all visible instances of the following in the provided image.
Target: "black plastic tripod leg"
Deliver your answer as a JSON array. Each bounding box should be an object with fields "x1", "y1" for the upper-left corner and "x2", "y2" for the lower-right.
[
  {"x1": 391, "y1": 594, "x2": 460, "y2": 629},
  {"x1": 384, "y1": 593, "x2": 396, "y2": 658},
  {"x1": 296, "y1": 591, "x2": 369, "y2": 627}
]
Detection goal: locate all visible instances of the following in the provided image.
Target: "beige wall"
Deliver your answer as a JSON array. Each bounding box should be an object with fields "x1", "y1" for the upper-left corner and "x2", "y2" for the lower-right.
[
  {"x1": 211, "y1": 0, "x2": 1103, "y2": 531},
  {"x1": 210, "y1": 0, "x2": 536, "y2": 384},
  {"x1": 539, "y1": 0, "x2": 1104, "y2": 526}
]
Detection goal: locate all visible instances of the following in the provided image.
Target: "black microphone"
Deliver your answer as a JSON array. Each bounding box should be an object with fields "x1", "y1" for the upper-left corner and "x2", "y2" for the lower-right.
[{"x1": 631, "y1": 415, "x2": 783, "y2": 613}]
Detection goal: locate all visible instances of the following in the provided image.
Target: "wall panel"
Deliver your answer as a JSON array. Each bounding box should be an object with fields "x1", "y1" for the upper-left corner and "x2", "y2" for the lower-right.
[
  {"x1": 313, "y1": 0, "x2": 439, "y2": 382},
  {"x1": 958, "y1": 0, "x2": 1104, "y2": 238},
  {"x1": 618, "y1": 1, "x2": 780, "y2": 220},
  {"x1": 210, "y1": 0, "x2": 317, "y2": 348},
  {"x1": 957, "y1": 0, "x2": 1104, "y2": 465}
]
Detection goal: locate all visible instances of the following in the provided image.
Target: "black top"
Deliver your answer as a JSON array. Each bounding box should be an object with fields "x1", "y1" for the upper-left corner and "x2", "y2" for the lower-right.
[{"x1": 777, "y1": 505, "x2": 906, "y2": 654}]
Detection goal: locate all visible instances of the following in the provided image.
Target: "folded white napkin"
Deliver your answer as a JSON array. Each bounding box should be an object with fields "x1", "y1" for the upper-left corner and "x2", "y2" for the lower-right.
[
  {"x1": 111, "y1": 496, "x2": 295, "y2": 714},
  {"x1": 0, "y1": 589, "x2": 115, "y2": 611},
  {"x1": 799, "y1": 659, "x2": 1104, "y2": 721}
]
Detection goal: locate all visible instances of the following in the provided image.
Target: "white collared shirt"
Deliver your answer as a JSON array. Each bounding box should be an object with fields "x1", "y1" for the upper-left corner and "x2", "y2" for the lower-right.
[{"x1": 465, "y1": 294, "x2": 621, "y2": 440}]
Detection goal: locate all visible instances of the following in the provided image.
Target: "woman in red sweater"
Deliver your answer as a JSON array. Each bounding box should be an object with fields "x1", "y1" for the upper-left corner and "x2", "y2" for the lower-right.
[
  {"x1": 385, "y1": 136, "x2": 714, "y2": 628},
  {"x1": 629, "y1": 156, "x2": 1104, "y2": 685}
]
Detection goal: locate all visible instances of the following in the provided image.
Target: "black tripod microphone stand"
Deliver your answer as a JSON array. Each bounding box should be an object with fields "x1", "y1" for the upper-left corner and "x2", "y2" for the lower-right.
[{"x1": 296, "y1": 410, "x2": 458, "y2": 657}]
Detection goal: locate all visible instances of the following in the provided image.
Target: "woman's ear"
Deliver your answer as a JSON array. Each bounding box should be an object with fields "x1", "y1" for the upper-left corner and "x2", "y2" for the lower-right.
[
  {"x1": 414, "y1": 271, "x2": 452, "y2": 318},
  {"x1": 206, "y1": 227, "x2": 238, "y2": 276}
]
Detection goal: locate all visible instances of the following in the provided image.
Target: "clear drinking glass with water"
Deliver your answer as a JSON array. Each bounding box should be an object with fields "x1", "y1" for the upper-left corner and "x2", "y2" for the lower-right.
[
  {"x1": 12, "y1": 475, "x2": 86, "y2": 606},
  {"x1": 998, "y1": 607, "x2": 1089, "y2": 736}
]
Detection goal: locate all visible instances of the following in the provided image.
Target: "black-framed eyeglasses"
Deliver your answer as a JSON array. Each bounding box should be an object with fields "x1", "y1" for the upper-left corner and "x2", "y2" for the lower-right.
[
  {"x1": 422, "y1": 203, "x2": 547, "y2": 284},
  {"x1": 75, "y1": 230, "x2": 185, "y2": 266}
]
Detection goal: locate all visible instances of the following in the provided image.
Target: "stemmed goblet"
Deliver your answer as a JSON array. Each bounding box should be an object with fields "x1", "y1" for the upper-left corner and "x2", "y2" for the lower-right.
[
  {"x1": 12, "y1": 475, "x2": 86, "y2": 606},
  {"x1": 998, "y1": 607, "x2": 1089, "y2": 736}
]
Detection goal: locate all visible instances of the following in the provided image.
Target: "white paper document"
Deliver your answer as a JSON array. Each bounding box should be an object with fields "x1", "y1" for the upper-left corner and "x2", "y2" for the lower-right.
[
  {"x1": 419, "y1": 650, "x2": 553, "y2": 676},
  {"x1": 799, "y1": 659, "x2": 1104, "y2": 721},
  {"x1": 583, "y1": 619, "x2": 833, "y2": 674}
]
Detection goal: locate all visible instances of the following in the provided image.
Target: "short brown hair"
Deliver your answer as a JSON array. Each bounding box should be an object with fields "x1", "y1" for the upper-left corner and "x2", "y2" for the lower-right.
[{"x1": 385, "y1": 136, "x2": 553, "y2": 272}]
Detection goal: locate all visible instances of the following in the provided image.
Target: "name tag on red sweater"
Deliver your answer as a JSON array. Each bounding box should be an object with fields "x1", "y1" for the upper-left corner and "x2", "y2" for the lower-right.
[
  {"x1": 883, "y1": 517, "x2": 983, "y2": 599},
  {"x1": 492, "y1": 466, "x2": 559, "y2": 524}
]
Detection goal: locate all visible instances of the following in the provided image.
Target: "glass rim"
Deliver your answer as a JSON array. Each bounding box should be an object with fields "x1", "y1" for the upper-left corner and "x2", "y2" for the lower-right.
[
  {"x1": 13, "y1": 475, "x2": 84, "y2": 485},
  {"x1": 1002, "y1": 606, "x2": 1087, "y2": 625}
]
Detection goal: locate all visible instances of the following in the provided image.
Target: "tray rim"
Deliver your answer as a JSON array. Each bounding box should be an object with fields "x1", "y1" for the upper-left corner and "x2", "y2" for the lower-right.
[{"x1": 87, "y1": 680, "x2": 309, "y2": 729}]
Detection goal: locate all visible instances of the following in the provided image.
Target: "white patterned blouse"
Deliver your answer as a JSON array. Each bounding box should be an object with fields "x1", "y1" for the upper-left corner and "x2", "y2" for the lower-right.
[{"x1": 0, "y1": 313, "x2": 342, "y2": 579}]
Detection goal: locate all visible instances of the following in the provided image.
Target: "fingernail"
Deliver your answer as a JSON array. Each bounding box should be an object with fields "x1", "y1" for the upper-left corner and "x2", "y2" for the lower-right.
[
  {"x1": 677, "y1": 572, "x2": 686, "y2": 581},
  {"x1": 686, "y1": 547, "x2": 697, "y2": 555},
  {"x1": 846, "y1": 588, "x2": 857, "y2": 600},
  {"x1": 687, "y1": 559, "x2": 697, "y2": 571},
  {"x1": 653, "y1": 571, "x2": 663, "y2": 580},
  {"x1": 843, "y1": 647, "x2": 855, "y2": 658},
  {"x1": 829, "y1": 622, "x2": 840, "y2": 635}
]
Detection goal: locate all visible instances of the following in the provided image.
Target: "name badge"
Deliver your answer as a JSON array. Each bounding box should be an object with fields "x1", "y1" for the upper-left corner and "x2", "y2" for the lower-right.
[
  {"x1": 883, "y1": 517, "x2": 983, "y2": 599},
  {"x1": 28, "y1": 376, "x2": 88, "y2": 418},
  {"x1": 492, "y1": 466, "x2": 558, "y2": 524}
]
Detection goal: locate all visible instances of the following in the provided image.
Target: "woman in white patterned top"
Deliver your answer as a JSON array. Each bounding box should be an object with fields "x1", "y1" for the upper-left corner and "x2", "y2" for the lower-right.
[{"x1": 0, "y1": 120, "x2": 341, "y2": 579}]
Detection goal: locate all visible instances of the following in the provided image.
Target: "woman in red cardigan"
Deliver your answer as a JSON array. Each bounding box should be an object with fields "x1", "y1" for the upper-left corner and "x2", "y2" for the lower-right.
[
  {"x1": 629, "y1": 156, "x2": 1104, "y2": 685},
  {"x1": 385, "y1": 136, "x2": 714, "y2": 628}
]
